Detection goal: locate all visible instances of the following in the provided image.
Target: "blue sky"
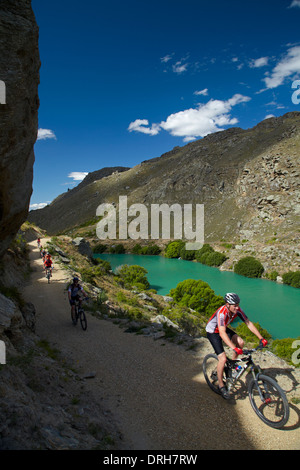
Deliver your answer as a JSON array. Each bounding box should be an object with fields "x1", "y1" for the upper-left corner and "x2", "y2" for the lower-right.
[{"x1": 30, "y1": 0, "x2": 300, "y2": 210}]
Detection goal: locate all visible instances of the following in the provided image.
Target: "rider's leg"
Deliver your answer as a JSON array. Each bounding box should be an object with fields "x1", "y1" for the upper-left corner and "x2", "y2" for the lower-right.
[
  {"x1": 231, "y1": 334, "x2": 244, "y2": 360},
  {"x1": 217, "y1": 352, "x2": 227, "y2": 388}
]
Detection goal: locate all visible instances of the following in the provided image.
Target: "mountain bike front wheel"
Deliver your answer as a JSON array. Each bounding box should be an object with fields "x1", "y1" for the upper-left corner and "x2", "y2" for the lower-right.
[
  {"x1": 248, "y1": 374, "x2": 290, "y2": 429},
  {"x1": 79, "y1": 309, "x2": 87, "y2": 331}
]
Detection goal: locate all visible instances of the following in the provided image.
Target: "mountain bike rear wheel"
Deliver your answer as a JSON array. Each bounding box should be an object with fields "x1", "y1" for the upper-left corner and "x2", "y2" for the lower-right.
[
  {"x1": 248, "y1": 374, "x2": 289, "y2": 428},
  {"x1": 79, "y1": 309, "x2": 87, "y2": 331},
  {"x1": 203, "y1": 354, "x2": 226, "y2": 395}
]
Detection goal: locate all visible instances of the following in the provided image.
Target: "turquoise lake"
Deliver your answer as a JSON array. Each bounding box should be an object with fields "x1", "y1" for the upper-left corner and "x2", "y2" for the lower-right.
[{"x1": 95, "y1": 253, "x2": 300, "y2": 340}]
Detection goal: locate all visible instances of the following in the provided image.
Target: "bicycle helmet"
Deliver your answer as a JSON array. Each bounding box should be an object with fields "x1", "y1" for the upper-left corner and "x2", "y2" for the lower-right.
[
  {"x1": 224, "y1": 293, "x2": 240, "y2": 305},
  {"x1": 73, "y1": 277, "x2": 79, "y2": 282}
]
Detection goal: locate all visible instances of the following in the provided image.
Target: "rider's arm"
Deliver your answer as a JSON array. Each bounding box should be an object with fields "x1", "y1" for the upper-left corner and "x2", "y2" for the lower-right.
[{"x1": 244, "y1": 319, "x2": 263, "y2": 341}]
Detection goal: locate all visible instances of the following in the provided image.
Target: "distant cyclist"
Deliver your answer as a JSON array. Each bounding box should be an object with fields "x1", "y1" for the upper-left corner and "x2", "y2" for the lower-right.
[
  {"x1": 44, "y1": 253, "x2": 53, "y2": 277},
  {"x1": 68, "y1": 277, "x2": 88, "y2": 317},
  {"x1": 41, "y1": 247, "x2": 47, "y2": 261},
  {"x1": 37, "y1": 237, "x2": 41, "y2": 248},
  {"x1": 205, "y1": 292, "x2": 268, "y2": 399}
]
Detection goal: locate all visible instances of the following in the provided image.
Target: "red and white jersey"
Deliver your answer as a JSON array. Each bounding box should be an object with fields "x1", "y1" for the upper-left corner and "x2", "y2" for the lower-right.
[{"x1": 206, "y1": 305, "x2": 248, "y2": 334}]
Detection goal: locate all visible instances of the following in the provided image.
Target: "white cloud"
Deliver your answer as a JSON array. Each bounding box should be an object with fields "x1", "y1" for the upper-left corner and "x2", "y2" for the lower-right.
[
  {"x1": 128, "y1": 93, "x2": 251, "y2": 142},
  {"x1": 289, "y1": 0, "x2": 300, "y2": 7},
  {"x1": 264, "y1": 114, "x2": 276, "y2": 120},
  {"x1": 172, "y1": 61, "x2": 188, "y2": 74},
  {"x1": 68, "y1": 172, "x2": 88, "y2": 181},
  {"x1": 263, "y1": 46, "x2": 300, "y2": 89},
  {"x1": 37, "y1": 128, "x2": 56, "y2": 141},
  {"x1": 194, "y1": 88, "x2": 209, "y2": 96},
  {"x1": 30, "y1": 202, "x2": 50, "y2": 210},
  {"x1": 161, "y1": 54, "x2": 174, "y2": 63},
  {"x1": 249, "y1": 57, "x2": 269, "y2": 68},
  {"x1": 128, "y1": 119, "x2": 160, "y2": 136}
]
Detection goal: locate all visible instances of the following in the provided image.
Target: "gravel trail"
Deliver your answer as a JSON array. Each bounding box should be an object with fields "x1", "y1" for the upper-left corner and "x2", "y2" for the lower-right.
[{"x1": 22, "y1": 240, "x2": 300, "y2": 450}]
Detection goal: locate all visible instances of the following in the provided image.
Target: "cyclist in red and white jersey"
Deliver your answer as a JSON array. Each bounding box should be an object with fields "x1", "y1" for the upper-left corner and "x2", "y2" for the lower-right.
[{"x1": 206, "y1": 293, "x2": 268, "y2": 399}]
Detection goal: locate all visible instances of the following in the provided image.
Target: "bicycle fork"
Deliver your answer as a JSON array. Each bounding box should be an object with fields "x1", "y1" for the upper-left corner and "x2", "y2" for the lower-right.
[{"x1": 251, "y1": 368, "x2": 271, "y2": 404}]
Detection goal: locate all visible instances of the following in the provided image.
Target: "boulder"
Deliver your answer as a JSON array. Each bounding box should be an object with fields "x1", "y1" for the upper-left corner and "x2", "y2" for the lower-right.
[
  {"x1": 72, "y1": 238, "x2": 93, "y2": 259},
  {"x1": 0, "y1": 0, "x2": 40, "y2": 257},
  {"x1": 0, "y1": 293, "x2": 24, "y2": 332}
]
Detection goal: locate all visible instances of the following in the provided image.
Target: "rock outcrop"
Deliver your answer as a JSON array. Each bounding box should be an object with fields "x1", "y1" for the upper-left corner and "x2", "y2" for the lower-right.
[{"x1": 0, "y1": 0, "x2": 40, "y2": 257}]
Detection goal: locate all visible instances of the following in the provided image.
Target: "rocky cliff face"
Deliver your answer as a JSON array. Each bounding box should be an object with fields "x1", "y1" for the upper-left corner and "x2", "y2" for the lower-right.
[{"x1": 0, "y1": 0, "x2": 40, "y2": 257}]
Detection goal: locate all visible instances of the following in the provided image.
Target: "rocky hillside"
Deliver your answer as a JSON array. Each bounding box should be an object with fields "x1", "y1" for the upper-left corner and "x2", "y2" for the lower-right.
[{"x1": 29, "y1": 112, "x2": 300, "y2": 273}]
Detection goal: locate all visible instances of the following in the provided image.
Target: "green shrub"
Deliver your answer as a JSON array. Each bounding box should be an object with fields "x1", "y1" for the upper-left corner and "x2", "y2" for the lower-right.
[
  {"x1": 132, "y1": 244, "x2": 161, "y2": 255},
  {"x1": 169, "y1": 279, "x2": 223, "y2": 318},
  {"x1": 234, "y1": 256, "x2": 264, "y2": 278},
  {"x1": 109, "y1": 244, "x2": 126, "y2": 254},
  {"x1": 141, "y1": 245, "x2": 161, "y2": 255},
  {"x1": 195, "y1": 244, "x2": 226, "y2": 267},
  {"x1": 265, "y1": 270, "x2": 279, "y2": 281},
  {"x1": 282, "y1": 271, "x2": 300, "y2": 288},
  {"x1": 195, "y1": 244, "x2": 214, "y2": 261},
  {"x1": 80, "y1": 260, "x2": 111, "y2": 285},
  {"x1": 167, "y1": 306, "x2": 204, "y2": 336},
  {"x1": 205, "y1": 251, "x2": 227, "y2": 267},
  {"x1": 117, "y1": 264, "x2": 150, "y2": 290},
  {"x1": 164, "y1": 240, "x2": 185, "y2": 258},
  {"x1": 179, "y1": 248, "x2": 196, "y2": 260},
  {"x1": 93, "y1": 243, "x2": 107, "y2": 254},
  {"x1": 94, "y1": 258, "x2": 111, "y2": 272}
]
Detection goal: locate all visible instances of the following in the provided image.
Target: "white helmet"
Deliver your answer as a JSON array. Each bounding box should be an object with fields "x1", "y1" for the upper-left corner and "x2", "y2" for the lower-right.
[{"x1": 224, "y1": 293, "x2": 240, "y2": 305}]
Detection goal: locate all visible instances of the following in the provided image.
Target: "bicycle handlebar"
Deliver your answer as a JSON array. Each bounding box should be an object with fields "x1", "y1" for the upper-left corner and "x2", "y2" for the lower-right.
[{"x1": 242, "y1": 344, "x2": 266, "y2": 355}]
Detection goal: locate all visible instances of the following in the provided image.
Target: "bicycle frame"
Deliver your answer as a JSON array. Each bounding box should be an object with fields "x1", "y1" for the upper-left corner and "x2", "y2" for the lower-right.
[{"x1": 225, "y1": 348, "x2": 263, "y2": 391}]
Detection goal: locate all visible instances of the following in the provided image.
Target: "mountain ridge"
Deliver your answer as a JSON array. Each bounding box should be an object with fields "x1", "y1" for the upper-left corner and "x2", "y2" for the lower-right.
[{"x1": 28, "y1": 111, "x2": 300, "y2": 273}]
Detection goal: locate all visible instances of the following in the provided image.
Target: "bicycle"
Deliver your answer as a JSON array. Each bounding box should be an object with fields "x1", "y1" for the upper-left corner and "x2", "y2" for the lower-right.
[
  {"x1": 71, "y1": 297, "x2": 88, "y2": 331},
  {"x1": 45, "y1": 268, "x2": 52, "y2": 283},
  {"x1": 202, "y1": 344, "x2": 290, "y2": 429}
]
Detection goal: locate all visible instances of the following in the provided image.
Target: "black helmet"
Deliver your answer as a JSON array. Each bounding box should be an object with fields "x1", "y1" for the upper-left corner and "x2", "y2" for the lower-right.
[
  {"x1": 73, "y1": 277, "x2": 79, "y2": 282},
  {"x1": 224, "y1": 293, "x2": 240, "y2": 305}
]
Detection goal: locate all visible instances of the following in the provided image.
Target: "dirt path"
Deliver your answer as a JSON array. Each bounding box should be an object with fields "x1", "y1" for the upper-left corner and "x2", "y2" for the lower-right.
[{"x1": 22, "y1": 239, "x2": 300, "y2": 450}]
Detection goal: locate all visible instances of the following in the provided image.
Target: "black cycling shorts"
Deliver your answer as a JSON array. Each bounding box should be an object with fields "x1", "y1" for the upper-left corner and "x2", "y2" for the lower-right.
[
  {"x1": 69, "y1": 295, "x2": 80, "y2": 306},
  {"x1": 206, "y1": 328, "x2": 237, "y2": 356}
]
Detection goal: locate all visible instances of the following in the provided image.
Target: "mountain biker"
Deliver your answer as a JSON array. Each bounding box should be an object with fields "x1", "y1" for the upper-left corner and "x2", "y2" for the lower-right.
[
  {"x1": 205, "y1": 292, "x2": 268, "y2": 399},
  {"x1": 37, "y1": 238, "x2": 41, "y2": 248},
  {"x1": 68, "y1": 277, "x2": 88, "y2": 317},
  {"x1": 41, "y1": 248, "x2": 47, "y2": 260},
  {"x1": 44, "y1": 253, "x2": 53, "y2": 277}
]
